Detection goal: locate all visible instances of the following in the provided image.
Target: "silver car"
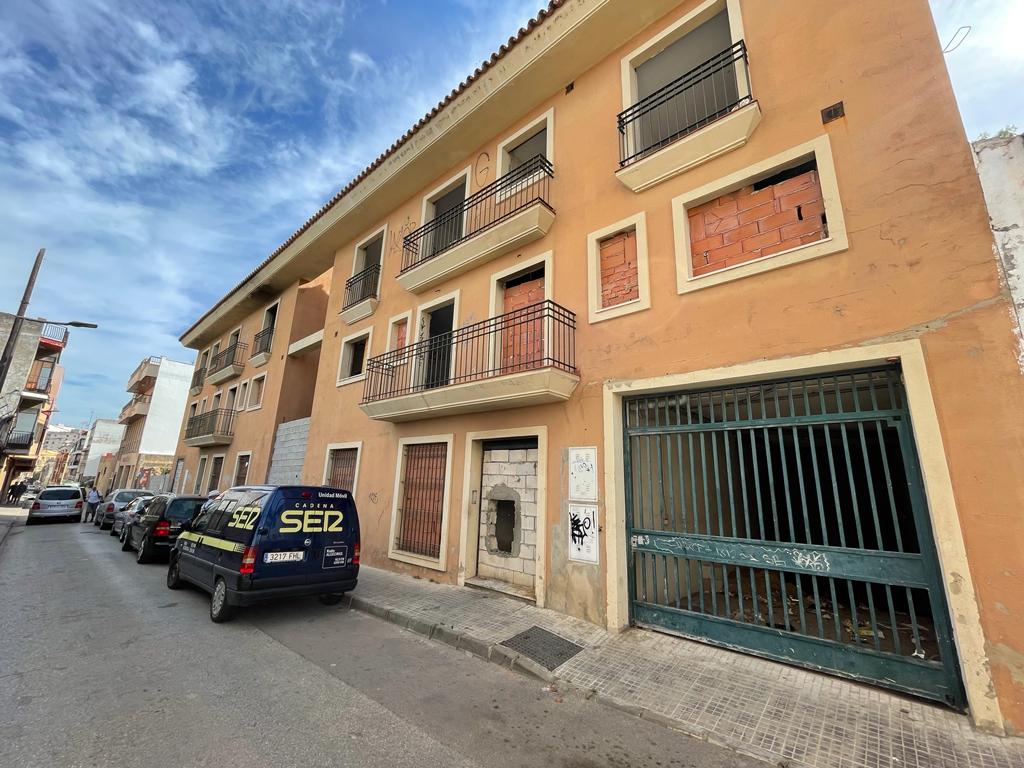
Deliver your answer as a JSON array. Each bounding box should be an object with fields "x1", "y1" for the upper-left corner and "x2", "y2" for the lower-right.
[
  {"x1": 110, "y1": 496, "x2": 151, "y2": 538},
  {"x1": 27, "y1": 486, "x2": 84, "y2": 523},
  {"x1": 95, "y1": 489, "x2": 154, "y2": 529}
]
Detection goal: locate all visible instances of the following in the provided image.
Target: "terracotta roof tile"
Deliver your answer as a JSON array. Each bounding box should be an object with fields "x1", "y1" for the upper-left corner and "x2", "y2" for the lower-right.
[{"x1": 183, "y1": 1, "x2": 564, "y2": 341}]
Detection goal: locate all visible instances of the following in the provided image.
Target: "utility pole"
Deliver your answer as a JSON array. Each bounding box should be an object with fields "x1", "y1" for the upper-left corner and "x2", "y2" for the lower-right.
[{"x1": 0, "y1": 248, "x2": 46, "y2": 397}]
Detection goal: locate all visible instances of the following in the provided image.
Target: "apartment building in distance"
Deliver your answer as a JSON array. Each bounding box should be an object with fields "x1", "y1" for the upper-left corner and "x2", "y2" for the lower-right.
[
  {"x1": 68, "y1": 418, "x2": 125, "y2": 485},
  {"x1": 172, "y1": 0, "x2": 1024, "y2": 734},
  {"x1": 0, "y1": 316, "x2": 69, "y2": 495},
  {"x1": 172, "y1": 271, "x2": 330, "y2": 496},
  {"x1": 111, "y1": 356, "x2": 191, "y2": 492}
]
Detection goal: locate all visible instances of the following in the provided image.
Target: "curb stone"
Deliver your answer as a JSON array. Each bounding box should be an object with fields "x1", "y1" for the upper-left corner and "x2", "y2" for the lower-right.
[{"x1": 343, "y1": 592, "x2": 781, "y2": 766}]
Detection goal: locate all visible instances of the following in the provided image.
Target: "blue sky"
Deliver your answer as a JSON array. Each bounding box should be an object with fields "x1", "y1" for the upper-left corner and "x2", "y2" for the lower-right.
[{"x1": 0, "y1": 0, "x2": 1020, "y2": 428}]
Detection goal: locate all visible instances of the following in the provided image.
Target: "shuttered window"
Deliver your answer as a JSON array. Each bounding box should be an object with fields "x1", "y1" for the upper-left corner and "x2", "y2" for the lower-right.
[
  {"x1": 395, "y1": 442, "x2": 447, "y2": 559},
  {"x1": 326, "y1": 448, "x2": 358, "y2": 491}
]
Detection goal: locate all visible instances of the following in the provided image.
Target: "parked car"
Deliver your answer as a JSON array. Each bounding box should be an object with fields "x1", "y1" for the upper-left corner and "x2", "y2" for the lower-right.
[
  {"x1": 26, "y1": 486, "x2": 84, "y2": 523},
  {"x1": 168, "y1": 485, "x2": 360, "y2": 622},
  {"x1": 94, "y1": 489, "x2": 154, "y2": 529},
  {"x1": 110, "y1": 496, "x2": 151, "y2": 538},
  {"x1": 124, "y1": 494, "x2": 206, "y2": 563}
]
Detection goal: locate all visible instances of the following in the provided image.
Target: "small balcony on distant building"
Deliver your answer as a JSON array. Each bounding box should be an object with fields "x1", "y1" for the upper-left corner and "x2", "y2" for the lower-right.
[
  {"x1": 118, "y1": 394, "x2": 151, "y2": 424},
  {"x1": 360, "y1": 300, "x2": 578, "y2": 422},
  {"x1": 250, "y1": 326, "x2": 275, "y2": 367},
  {"x1": 38, "y1": 323, "x2": 69, "y2": 349},
  {"x1": 341, "y1": 264, "x2": 382, "y2": 324},
  {"x1": 127, "y1": 356, "x2": 161, "y2": 394},
  {"x1": 183, "y1": 408, "x2": 236, "y2": 447},
  {"x1": 397, "y1": 156, "x2": 555, "y2": 294},
  {"x1": 23, "y1": 359, "x2": 56, "y2": 397},
  {"x1": 207, "y1": 343, "x2": 247, "y2": 385},
  {"x1": 189, "y1": 367, "x2": 206, "y2": 396}
]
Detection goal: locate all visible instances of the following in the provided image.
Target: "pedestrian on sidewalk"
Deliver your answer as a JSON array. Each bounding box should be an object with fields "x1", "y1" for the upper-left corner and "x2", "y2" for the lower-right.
[
  {"x1": 84, "y1": 486, "x2": 102, "y2": 522},
  {"x1": 7, "y1": 480, "x2": 26, "y2": 505}
]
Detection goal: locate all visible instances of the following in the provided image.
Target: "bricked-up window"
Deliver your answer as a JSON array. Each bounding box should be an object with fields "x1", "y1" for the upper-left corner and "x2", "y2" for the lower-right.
[
  {"x1": 599, "y1": 229, "x2": 640, "y2": 308},
  {"x1": 688, "y1": 161, "x2": 827, "y2": 278},
  {"x1": 391, "y1": 319, "x2": 408, "y2": 350},
  {"x1": 395, "y1": 442, "x2": 447, "y2": 559},
  {"x1": 326, "y1": 448, "x2": 358, "y2": 491}
]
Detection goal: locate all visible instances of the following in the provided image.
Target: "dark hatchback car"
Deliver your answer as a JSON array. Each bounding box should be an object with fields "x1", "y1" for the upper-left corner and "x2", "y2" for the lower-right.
[
  {"x1": 168, "y1": 485, "x2": 360, "y2": 622},
  {"x1": 124, "y1": 494, "x2": 207, "y2": 564}
]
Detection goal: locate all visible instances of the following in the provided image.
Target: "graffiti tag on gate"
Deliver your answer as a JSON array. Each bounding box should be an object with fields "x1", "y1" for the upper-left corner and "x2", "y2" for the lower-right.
[{"x1": 635, "y1": 535, "x2": 832, "y2": 573}]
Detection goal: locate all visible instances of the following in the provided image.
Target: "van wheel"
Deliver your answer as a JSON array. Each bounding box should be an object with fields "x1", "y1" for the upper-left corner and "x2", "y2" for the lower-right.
[
  {"x1": 166, "y1": 556, "x2": 183, "y2": 590},
  {"x1": 317, "y1": 593, "x2": 345, "y2": 606},
  {"x1": 210, "y1": 578, "x2": 234, "y2": 623},
  {"x1": 136, "y1": 537, "x2": 152, "y2": 564}
]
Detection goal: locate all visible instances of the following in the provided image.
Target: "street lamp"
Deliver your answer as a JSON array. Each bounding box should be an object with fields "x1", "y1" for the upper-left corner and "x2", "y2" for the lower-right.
[{"x1": 0, "y1": 248, "x2": 98, "y2": 400}]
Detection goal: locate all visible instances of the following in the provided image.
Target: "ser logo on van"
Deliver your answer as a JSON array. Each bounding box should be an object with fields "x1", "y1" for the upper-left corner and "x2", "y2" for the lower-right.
[{"x1": 279, "y1": 508, "x2": 345, "y2": 534}]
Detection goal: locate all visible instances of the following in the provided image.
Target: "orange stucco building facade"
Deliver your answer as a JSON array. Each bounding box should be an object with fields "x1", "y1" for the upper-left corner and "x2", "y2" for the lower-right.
[{"x1": 171, "y1": 0, "x2": 1024, "y2": 733}]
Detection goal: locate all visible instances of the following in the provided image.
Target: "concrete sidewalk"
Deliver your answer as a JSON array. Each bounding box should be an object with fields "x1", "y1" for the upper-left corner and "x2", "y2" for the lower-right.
[
  {"x1": 0, "y1": 506, "x2": 25, "y2": 549},
  {"x1": 344, "y1": 566, "x2": 1023, "y2": 768}
]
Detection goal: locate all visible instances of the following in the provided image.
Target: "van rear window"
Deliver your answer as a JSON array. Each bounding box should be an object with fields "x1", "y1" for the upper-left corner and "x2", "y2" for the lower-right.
[
  {"x1": 220, "y1": 491, "x2": 268, "y2": 543},
  {"x1": 39, "y1": 489, "x2": 81, "y2": 501}
]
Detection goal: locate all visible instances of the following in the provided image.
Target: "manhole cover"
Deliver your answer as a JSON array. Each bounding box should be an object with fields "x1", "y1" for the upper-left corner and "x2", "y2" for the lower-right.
[{"x1": 500, "y1": 625, "x2": 583, "y2": 670}]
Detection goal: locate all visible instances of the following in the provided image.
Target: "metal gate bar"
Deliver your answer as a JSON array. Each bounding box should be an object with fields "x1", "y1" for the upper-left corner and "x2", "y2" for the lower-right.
[{"x1": 624, "y1": 366, "x2": 965, "y2": 707}]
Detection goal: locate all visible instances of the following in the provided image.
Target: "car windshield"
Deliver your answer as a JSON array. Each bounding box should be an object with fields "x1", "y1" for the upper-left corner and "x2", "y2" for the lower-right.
[
  {"x1": 39, "y1": 489, "x2": 80, "y2": 501},
  {"x1": 115, "y1": 490, "x2": 151, "y2": 503},
  {"x1": 166, "y1": 499, "x2": 204, "y2": 522}
]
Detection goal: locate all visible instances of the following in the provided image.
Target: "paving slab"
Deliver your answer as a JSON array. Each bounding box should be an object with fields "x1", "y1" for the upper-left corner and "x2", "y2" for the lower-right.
[{"x1": 349, "y1": 565, "x2": 1024, "y2": 768}]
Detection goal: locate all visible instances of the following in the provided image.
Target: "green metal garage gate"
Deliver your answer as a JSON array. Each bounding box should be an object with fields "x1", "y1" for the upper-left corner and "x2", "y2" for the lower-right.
[{"x1": 624, "y1": 366, "x2": 965, "y2": 707}]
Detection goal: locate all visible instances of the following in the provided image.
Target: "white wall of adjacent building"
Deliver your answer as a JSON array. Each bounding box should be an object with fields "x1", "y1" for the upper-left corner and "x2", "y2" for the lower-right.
[
  {"x1": 139, "y1": 358, "x2": 192, "y2": 456},
  {"x1": 82, "y1": 419, "x2": 125, "y2": 477}
]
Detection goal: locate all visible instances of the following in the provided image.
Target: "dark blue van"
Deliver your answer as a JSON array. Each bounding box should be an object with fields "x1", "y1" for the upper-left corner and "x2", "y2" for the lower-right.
[{"x1": 167, "y1": 485, "x2": 359, "y2": 622}]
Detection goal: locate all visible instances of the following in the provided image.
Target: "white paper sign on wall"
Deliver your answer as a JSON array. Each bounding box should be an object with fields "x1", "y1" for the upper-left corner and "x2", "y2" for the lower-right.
[
  {"x1": 567, "y1": 446, "x2": 597, "y2": 502},
  {"x1": 568, "y1": 503, "x2": 599, "y2": 564}
]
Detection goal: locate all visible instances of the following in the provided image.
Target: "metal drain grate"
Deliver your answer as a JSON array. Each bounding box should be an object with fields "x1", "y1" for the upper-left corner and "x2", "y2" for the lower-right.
[{"x1": 500, "y1": 626, "x2": 584, "y2": 671}]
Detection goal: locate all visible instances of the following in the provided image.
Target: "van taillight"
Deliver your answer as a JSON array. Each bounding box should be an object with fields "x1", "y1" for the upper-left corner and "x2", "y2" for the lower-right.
[
  {"x1": 153, "y1": 520, "x2": 170, "y2": 537},
  {"x1": 353, "y1": 542, "x2": 360, "y2": 566},
  {"x1": 240, "y1": 546, "x2": 257, "y2": 575}
]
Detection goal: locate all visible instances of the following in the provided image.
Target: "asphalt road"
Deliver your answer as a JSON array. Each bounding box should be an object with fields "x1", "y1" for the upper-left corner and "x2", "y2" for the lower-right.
[{"x1": 0, "y1": 514, "x2": 766, "y2": 768}]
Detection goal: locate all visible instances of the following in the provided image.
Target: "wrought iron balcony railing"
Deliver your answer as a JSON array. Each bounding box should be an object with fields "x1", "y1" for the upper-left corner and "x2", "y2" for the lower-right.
[
  {"x1": 618, "y1": 40, "x2": 751, "y2": 167},
  {"x1": 184, "y1": 408, "x2": 236, "y2": 441},
  {"x1": 252, "y1": 327, "x2": 274, "y2": 358},
  {"x1": 209, "y1": 342, "x2": 247, "y2": 375},
  {"x1": 343, "y1": 264, "x2": 382, "y2": 309},
  {"x1": 362, "y1": 299, "x2": 576, "y2": 404},
  {"x1": 401, "y1": 155, "x2": 554, "y2": 273},
  {"x1": 3, "y1": 429, "x2": 36, "y2": 451},
  {"x1": 190, "y1": 367, "x2": 206, "y2": 390}
]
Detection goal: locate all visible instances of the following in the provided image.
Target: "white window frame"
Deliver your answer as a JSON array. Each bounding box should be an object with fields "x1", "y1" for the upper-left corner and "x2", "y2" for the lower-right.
[
  {"x1": 386, "y1": 310, "x2": 413, "y2": 352},
  {"x1": 388, "y1": 433, "x2": 454, "y2": 572},
  {"x1": 419, "y1": 166, "x2": 472, "y2": 244},
  {"x1": 349, "y1": 223, "x2": 388, "y2": 285},
  {"x1": 207, "y1": 453, "x2": 226, "y2": 493},
  {"x1": 487, "y1": 252, "x2": 553, "y2": 372},
  {"x1": 336, "y1": 326, "x2": 374, "y2": 387},
  {"x1": 619, "y1": 0, "x2": 747, "y2": 112},
  {"x1": 247, "y1": 373, "x2": 267, "y2": 411},
  {"x1": 413, "y1": 289, "x2": 461, "y2": 388},
  {"x1": 193, "y1": 455, "x2": 208, "y2": 494},
  {"x1": 232, "y1": 451, "x2": 253, "y2": 487},
  {"x1": 322, "y1": 441, "x2": 362, "y2": 496},
  {"x1": 237, "y1": 378, "x2": 250, "y2": 411},
  {"x1": 586, "y1": 212, "x2": 652, "y2": 324},
  {"x1": 261, "y1": 299, "x2": 280, "y2": 332},
  {"x1": 671, "y1": 134, "x2": 848, "y2": 293},
  {"x1": 495, "y1": 107, "x2": 555, "y2": 182}
]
